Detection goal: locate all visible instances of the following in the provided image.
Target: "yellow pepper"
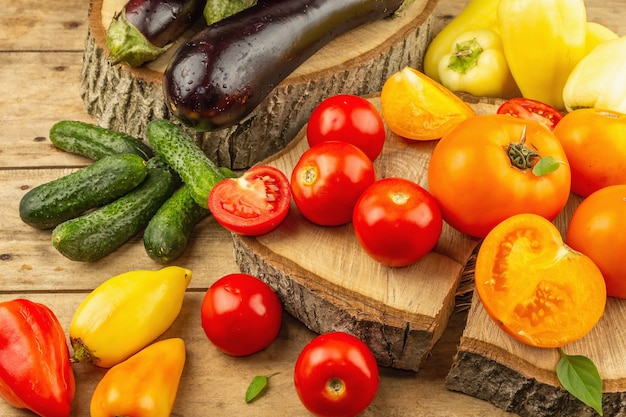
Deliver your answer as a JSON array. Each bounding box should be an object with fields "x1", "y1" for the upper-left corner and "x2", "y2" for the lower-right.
[
  {"x1": 69, "y1": 266, "x2": 191, "y2": 368},
  {"x1": 563, "y1": 35, "x2": 626, "y2": 113},
  {"x1": 90, "y1": 338, "x2": 186, "y2": 417},
  {"x1": 584, "y1": 21, "x2": 619, "y2": 54},
  {"x1": 497, "y1": 0, "x2": 587, "y2": 110},
  {"x1": 438, "y1": 29, "x2": 520, "y2": 99},
  {"x1": 423, "y1": 0, "x2": 499, "y2": 83}
]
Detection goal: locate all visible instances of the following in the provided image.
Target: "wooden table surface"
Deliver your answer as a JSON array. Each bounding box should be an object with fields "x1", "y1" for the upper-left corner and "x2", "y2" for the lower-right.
[{"x1": 0, "y1": 1, "x2": 622, "y2": 416}]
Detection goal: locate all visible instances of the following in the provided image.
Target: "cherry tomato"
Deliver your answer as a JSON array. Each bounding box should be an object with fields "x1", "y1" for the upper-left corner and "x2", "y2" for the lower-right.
[
  {"x1": 553, "y1": 108, "x2": 626, "y2": 197},
  {"x1": 497, "y1": 97, "x2": 563, "y2": 131},
  {"x1": 427, "y1": 114, "x2": 571, "y2": 238},
  {"x1": 208, "y1": 165, "x2": 291, "y2": 236},
  {"x1": 291, "y1": 141, "x2": 376, "y2": 226},
  {"x1": 306, "y1": 94, "x2": 386, "y2": 161},
  {"x1": 566, "y1": 185, "x2": 626, "y2": 298},
  {"x1": 200, "y1": 273, "x2": 282, "y2": 356},
  {"x1": 352, "y1": 177, "x2": 442, "y2": 267},
  {"x1": 475, "y1": 213, "x2": 606, "y2": 348},
  {"x1": 294, "y1": 332, "x2": 379, "y2": 417}
]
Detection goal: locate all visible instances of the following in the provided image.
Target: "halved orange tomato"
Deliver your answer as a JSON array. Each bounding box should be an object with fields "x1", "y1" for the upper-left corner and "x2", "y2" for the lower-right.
[{"x1": 475, "y1": 213, "x2": 606, "y2": 348}]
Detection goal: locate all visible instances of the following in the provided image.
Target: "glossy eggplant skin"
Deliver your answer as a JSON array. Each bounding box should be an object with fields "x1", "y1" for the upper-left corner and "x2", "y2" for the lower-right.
[
  {"x1": 125, "y1": 0, "x2": 205, "y2": 48},
  {"x1": 163, "y1": 0, "x2": 405, "y2": 131}
]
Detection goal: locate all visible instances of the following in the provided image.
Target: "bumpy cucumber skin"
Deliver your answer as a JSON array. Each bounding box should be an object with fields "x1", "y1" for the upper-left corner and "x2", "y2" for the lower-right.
[
  {"x1": 146, "y1": 119, "x2": 225, "y2": 208},
  {"x1": 19, "y1": 154, "x2": 148, "y2": 230},
  {"x1": 50, "y1": 120, "x2": 153, "y2": 160},
  {"x1": 51, "y1": 160, "x2": 176, "y2": 262},
  {"x1": 143, "y1": 184, "x2": 209, "y2": 264}
]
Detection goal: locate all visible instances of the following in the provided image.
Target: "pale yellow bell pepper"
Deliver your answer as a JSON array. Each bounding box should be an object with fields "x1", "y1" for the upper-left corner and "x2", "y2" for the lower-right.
[
  {"x1": 498, "y1": 0, "x2": 587, "y2": 110},
  {"x1": 584, "y1": 21, "x2": 619, "y2": 54},
  {"x1": 438, "y1": 29, "x2": 520, "y2": 99},
  {"x1": 423, "y1": 0, "x2": 499, "y2": 83},
  {"x1": 563, "y1": 35, "x2": 626, "y2": 113}
]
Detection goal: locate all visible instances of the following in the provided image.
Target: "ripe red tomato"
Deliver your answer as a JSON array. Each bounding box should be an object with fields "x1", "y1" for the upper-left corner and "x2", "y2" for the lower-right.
[
  {"x1": 307, "y1": 94, "x2": 386, "y2": 161},
  {"x1": 352, "y1": 177, "x2": 442, "y2": 267},
  {"x1": 553, "y1": 108, "x2": 626, "y2": 197},
  {"x1": 200, "y1": 273, "x2": 282, "y2": 356},
  {"x1": 566, "y1": 185, "x2": 626, "y2": 298},
  {"x1": 291, "y1": 141, "x2": 376, "y2": 226},
  {"x1": 427, "y1": 114, "x2": 571, "y2": 238},
  {"x1": 497, "y1": 97, "x2": 563, "y2": 131},
  {"x1": 294, "y1": 332, "x2": 379, "y2": 417},
  {"x1": 208, "y1": 165, "x2": 291, "y2": 236}
]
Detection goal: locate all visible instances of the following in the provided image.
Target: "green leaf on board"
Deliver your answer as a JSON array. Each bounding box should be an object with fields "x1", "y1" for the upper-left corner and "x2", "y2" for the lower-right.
[
  {"x1": 245, "y1": 373, "x2": 279, "y2": 403},
  {"x1": 557, "y1": 349, "x2": 603, "y2": 416}
]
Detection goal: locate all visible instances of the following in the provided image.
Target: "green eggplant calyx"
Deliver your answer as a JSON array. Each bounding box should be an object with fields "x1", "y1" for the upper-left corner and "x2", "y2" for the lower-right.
[
  {"x1": 105, "y1": 10, "x2": 167, "y2": 67},
  {"x1": 448, "y1": 38, "x2": 483, "y2": 74}
]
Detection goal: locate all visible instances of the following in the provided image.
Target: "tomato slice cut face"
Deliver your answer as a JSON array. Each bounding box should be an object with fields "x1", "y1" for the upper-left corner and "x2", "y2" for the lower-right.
[
  {"x1": 474, "y1": 213, "x2": 606, "y2": 348},
  {"x1": 497, "y1": 97, "x2": 564, "y2": 130},
  {"x1": 208, "y1": 165, "x2": 291, "y2": 236}
]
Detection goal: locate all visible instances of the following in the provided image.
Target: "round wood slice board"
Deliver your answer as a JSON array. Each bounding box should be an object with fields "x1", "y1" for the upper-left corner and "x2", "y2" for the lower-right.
[
  {"x1": 81, "y1": 0, "x2": 439, "y2": 169},
  {"x1": 233, "y1": 94, "x2": 508, "y2": 372}
]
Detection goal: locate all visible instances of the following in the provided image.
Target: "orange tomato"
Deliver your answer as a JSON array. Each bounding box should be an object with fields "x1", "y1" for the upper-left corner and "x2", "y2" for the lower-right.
[
  {"x1": 553, "y1": 108, "x2": 626, "y2": 197},
  {"x1": 475, "y1": 213, "x2": 606, "y2": 348},
  {"x1": 427, "y1": 114, "x2": 571, "y2": 238},
  {"x1": 380, "y1": 66, "x2": 475, "y2": 141},
  {"x1": 566, "y1": 185, "x2": 626, "y2": 298}
]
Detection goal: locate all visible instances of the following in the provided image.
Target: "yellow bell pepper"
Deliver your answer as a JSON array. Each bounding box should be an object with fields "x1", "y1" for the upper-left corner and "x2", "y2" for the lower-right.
[
  {"x1": 584, "y1": 21, "x2": 619, "y2": 54},
  {"x1": 438, "y1": 29, "x2": 520, "y2": 99},
  {"x1": 497, "y1": 0, "x2": 587, "y2": 110},
  {"x1": 563, "y1": 35, "x2": 626, "y2": 113},
  {"x1": 90, "y1": 338, "x2": 186, "y2": 417},
  {"x1": 69, "y1": 266, "x2": 191, "y2": 368},
  {"x1": 423, "y1": 0, "x2": 499, "y2": 83}
]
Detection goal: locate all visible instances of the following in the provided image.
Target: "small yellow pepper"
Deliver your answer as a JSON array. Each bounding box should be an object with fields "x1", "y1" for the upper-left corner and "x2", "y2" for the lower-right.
[
  {"x1": 69, "y1": 266, "x2": 191, "y2": 368},
  {"x1": 563, "y1": 35, "x2": 626, "y2": 113},
  {"x1": 423, "y1": 0, "x2": 500, "y2": 83},
  {"x1": 438, "y1": 29, "x2": 520, "y2": 99},
  {"x1": 497, "y1": 0, "x2": 587, "y2": 110},
  {"x1": 90, "y1": 338, "x2": 186, "y2": 417},
  {"x1": 584, "y1": 21, "x2": 619, "y2": 54}
]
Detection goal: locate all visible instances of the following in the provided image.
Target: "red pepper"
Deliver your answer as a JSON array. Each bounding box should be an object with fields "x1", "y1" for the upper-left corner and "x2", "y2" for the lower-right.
[{"x1": 0, "y1": 299, "x2": 75, "y2": 417}]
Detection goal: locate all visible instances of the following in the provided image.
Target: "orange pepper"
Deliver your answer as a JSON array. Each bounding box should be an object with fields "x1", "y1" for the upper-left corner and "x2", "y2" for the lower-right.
[{"x1": 90, "y1": 338, "x2": 186, "y2": 417}]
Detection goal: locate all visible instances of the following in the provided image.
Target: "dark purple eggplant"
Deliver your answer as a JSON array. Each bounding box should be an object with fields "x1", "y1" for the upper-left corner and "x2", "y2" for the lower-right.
[
  {"x1": 106, "y1": 0, "x2": 204, "y2": 67},
  {"x1": 162, "y1": 0, "x2": 406, "y2": 132}
]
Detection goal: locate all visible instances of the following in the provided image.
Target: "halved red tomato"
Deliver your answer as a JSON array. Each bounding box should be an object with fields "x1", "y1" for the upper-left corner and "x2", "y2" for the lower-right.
[
  {"x1": 208, "y1": 165, "x2": 291, "y2": 236},
  {"x1": 497, "y1": 97, "x2": 563, "y2": 130}
]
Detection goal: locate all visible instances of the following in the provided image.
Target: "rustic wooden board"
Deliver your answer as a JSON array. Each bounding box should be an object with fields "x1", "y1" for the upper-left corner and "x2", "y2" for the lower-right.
[
  {"x1": 233, "y1": 96, "x2": 504, "y2": 371},
  {"x1": 80, "y1": 0, "x2": 439, "y2": 169}
]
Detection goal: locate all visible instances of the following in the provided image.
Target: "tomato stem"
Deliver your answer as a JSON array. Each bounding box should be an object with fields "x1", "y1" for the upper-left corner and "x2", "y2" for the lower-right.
[
  {"x1": 326, "y1": 378, "x2": 346, "y2": 397},
  {"x1": 506, "y1": 126, "x2": 539, "y2": 170}
]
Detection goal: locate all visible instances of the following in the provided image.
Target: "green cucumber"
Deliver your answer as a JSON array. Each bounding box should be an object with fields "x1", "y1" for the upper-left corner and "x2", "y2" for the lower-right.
[
  {"x1": 19, "y1": 154, "x2": 148, "y2": 229},
  {"x1": 143, "y1": 167, "x2": 237, "y2": 264},
  {"x1": 143, "y1": 185, "x2": 209, "y2": 264},
  {"x1": 146, "y1": 119, "x2": 225, "y2": 208},
  {"x1": 51, "y1": 158, "x2": 176, "y2": 262},
  {"x1": 50, "y1": 120, "x2": 153, "y2": 160}
]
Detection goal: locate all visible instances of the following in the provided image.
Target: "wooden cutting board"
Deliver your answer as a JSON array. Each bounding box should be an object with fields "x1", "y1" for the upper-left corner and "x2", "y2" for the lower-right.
[
  {"x1": 81, "y1": 0, "x2": 439, "y2": 170},
  {"x1": 234, "y1": 94, "x2": 499, "y2": 372}
]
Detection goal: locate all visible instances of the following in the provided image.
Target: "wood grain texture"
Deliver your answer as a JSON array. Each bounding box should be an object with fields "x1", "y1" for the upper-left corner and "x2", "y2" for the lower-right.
[{"x1": 80, "y1": 0, "x2": 438, "y2": 169}]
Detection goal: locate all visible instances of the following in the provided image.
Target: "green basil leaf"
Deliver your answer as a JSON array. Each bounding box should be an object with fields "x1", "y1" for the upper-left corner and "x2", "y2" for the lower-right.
[
  {"x1": 245, "y1": 375, "x2": 268, "y2": 403},
  {"x1": 557, "y1": 350, "x2": 603, "y2": 416},
  {"x1": 533, "y1": 156, "x2": 560, "y2": 176}
]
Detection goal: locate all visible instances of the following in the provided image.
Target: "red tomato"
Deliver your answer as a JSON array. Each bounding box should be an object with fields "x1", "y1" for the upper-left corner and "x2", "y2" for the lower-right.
[
  {"x1": 352, "y1": 177, "x2": 442, "y2": 267},
  {"x1": 294, "y1": 332, "x2": 379, "y2": 417},
  {"x1": 427, "y1": 114, "x2": 571, "y2": 238},
  {"x1": 497, "y1": 97, "x2": 564, "y2": 131},
  {"x1": 208, "y1": 165, "x2": 291, "y2": 236},
  {"x1": 200, "y1": 273, "x2": 282, "y2": 356},
  {"x1": 307, "y1": 94, "x2": 386, "y2": 161},
  {"x1": 566, "y1": 185, "x2": 626, "y2": 298},
  {"x1": 291, "y1": 141, "x2": 376, "y2": 226},
  {"x1": 553, "y1": 108, "x2": 626, "y2": 197}
]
